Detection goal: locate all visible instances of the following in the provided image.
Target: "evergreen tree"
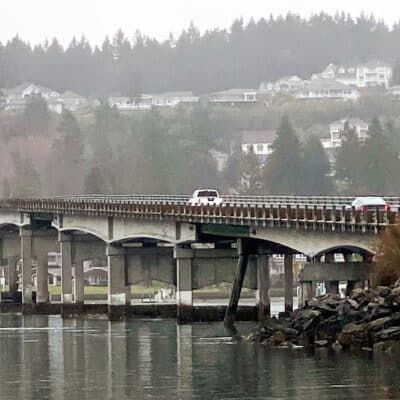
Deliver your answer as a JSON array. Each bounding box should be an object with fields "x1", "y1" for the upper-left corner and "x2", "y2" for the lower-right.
[
  {"x1": 264, "y1": 116, "x2": 304, "y2": 194},
  {"x1": 46, "y1": 110, "x2": 85, "y2": 195},
  {"x1": 12, "y1": 153, "x2": 41, "y2": 197},
  {"x1": 335, "y1": 121, "x2": 364, "y2": 194},
  {"x1": 361, "y1": 117, "x2": 400, "y2": 194},
  {"x1": 303, "y1": 135, "x2": 333, "y2": 195},
  {"x1": 238, "y1": 149, "x2": 264, "y2": 195}
]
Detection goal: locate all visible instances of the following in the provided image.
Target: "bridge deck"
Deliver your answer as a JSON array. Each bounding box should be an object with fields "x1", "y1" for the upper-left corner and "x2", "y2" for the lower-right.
[{"x1": 0, "y1": 195, "x2": 397, "y2": 234}]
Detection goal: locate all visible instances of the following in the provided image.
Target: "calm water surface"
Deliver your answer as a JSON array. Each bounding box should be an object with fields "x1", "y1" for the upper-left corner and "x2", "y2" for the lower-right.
[{"x1": 0, "y1": 314, "x2": 399, "y2": 399}]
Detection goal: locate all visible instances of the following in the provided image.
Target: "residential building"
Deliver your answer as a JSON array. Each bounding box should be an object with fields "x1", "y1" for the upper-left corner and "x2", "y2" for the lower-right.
[
  {"x1": 1, "y1": 83, "x2": 63, "y2": 114},
  {"x1": 259, "y1": 76, "x2": 307, "y2": 94},
  {"x1": 294, "y1": 80, "x2": 360, "y2": 101},
  {"x1": 209, "y1": 149, "x2": 229, "y2": 172},
  {"x1": 60, "y1": 91, "x2": 89, "y2": 112},
  {"x1": 151, "y1": 91, "x2": 198, "y2": 107},
  {"x1": 355, "y1": 61, "x2": 393, "y2": 88},
  {"x1": 312, "y1": 61, "x2": 393, "y2": 89},
  {"x1": 387, "y1": 85, "x2": 400, "y2": 99},
  {"x1": 209, "y1": 89, "x2": 258, "y2": 105},
  {"x1": 322, "y1": 118, "x2": 369, "y2": 149},
  {"x1": 108, "y1": 95, "x2": 152, "y2": 111},
  {"x1": 240, "y1": 130, "x2": 276, "y2": 164}
]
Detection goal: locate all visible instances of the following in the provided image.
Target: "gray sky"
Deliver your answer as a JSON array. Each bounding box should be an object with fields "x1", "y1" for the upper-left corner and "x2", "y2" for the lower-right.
[{"x1": 2, "y1": 0, "x2": 399, "y2": 46}]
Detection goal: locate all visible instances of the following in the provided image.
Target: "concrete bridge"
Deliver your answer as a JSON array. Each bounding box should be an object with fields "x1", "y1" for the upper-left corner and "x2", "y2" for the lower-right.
[{"x1": 0, "y1": 195, "x2": 396, "y2": 322}]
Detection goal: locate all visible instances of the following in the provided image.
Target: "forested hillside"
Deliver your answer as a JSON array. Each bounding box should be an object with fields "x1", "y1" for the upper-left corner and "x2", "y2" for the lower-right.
[{"x1": 1, "y1": 13, "x2": 400, "y2": 96}]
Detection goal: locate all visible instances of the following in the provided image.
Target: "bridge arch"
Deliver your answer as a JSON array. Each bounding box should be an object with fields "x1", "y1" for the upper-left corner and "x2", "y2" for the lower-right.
[
  {"x1": 314, "y1": 245, "x2": 375, "y2": 258},
  {"x1": 251, "y1": 227, "x2": 377, "y2": 257}
]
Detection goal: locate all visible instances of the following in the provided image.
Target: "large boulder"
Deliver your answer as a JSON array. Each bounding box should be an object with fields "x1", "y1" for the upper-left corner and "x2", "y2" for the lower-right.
[{"x1": 337, "y1": 322, "x2": 369, "y2": 349}]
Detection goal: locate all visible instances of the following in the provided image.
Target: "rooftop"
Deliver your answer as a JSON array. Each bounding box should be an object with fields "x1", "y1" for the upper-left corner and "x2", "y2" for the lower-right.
[{"x1": 240, "y1": 130, "x2": 276, "y2": 144}]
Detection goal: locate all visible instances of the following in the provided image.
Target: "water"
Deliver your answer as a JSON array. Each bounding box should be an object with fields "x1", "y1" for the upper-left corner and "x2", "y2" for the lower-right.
[{"x1": 0, "y1": 315, "x2": 399, "y2": 400}]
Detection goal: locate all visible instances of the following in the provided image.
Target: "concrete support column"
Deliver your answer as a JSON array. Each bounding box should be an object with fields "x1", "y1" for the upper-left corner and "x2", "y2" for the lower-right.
[
  {"x1": 299, "y1": 281, "x2": 313, "y2": 307},
  {"x1": 345, "y1": 281, "x2": 356, "y2": 296},
  {"x1": 59, "y1": 233, "x2": 73, "y2": 304},
  {"x1": 107, "y1": 245, "x2": 130, "y2": 320},
  {"x1": 20, "y1": 229, "x2": 33, "y2": 306},
  {"x1": 256, "y1": 247, "x2": 270, "y2": 320},
  {"x1": 7, "y1": 255, "x2": 19, "y2": 299},
  {"x1": 284, "y1": 254, "x2": 294, "y2": 312},
  {"x1": 36, "y1": 253, "x2": 49, "y2": 303},
  {"x1": 324, "y1": 252, "x2": 339, "y2": 295},
  {"x1": 326, "y1": 281, "x2": 339, "y2": 295},
  {"x1": 174, "y1": 247, "x2": 194, "y2": 324},
  {"x1": 73, "y1": 261, "x2": 84, "y2": 306}
]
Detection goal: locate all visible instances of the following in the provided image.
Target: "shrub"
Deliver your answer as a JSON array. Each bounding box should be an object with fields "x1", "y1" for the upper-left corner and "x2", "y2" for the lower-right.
[{"x1": 374, "y1": 222, "x2": 400, "y2": 286}]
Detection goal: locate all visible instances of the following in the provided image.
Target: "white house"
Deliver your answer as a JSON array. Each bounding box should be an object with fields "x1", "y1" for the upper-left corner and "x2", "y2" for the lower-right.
[
  {"x1": 60, "y1": 91, "x2": 89, "y2": 112},
  {"x1": 1, "y1": 83, "x2": 63, "y2": 114},
  {"x1": 108, "y1": 94, "x2": 152, "y2": 111},
  {"x1": 240, "y1": 130, "x2": 276, "y2": 164},
  {"x1": 323, "y1": 118, "x2": 369, "y2": 149},
  {"x1": 294, "y1": 80, "x2": 360, "y2": 101},
  {"x1": 313, "y1": 61, "x2": 393, "y2": 89},
  {"x1": 355, "y1": 61, "x2": 393, "y2": 89},
  {"x1": 259, "y1": 76, "x2": 306, "y2": 94},
  {"x1": 151, "y1": 91, "x2": 198, "y2": 107},
  {"x1": 387, "y1": 85, "x2": 400, "y2": 99},
  {"x1": 209, "y1": 149, "x2": 229, "y2": 172},
  {"x1": 209, "y1": 89, "x2": 258, "y2": 105}
]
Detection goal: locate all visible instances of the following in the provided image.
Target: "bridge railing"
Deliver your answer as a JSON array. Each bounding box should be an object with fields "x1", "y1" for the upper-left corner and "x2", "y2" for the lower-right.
[
  {"x1": 0, "y1": 197, "x2": 397, "y2": 234},
  {"x1": 51, "y1": 194, "x2": 400, "y2": 208}
]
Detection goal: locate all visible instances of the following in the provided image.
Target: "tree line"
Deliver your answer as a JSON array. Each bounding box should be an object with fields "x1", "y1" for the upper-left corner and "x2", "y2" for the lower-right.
[
  {"x1": 2, "y1": 12, "x2": 400, "y2": 97},
  {"x1": 3, "y1": 101, "x2": 400, "y2": 198},
  {"x1": 226, "y1": 115, "x2": 400, "y2": 196}
]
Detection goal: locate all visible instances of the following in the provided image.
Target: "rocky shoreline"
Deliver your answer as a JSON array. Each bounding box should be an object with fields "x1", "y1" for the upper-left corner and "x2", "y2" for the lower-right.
[{"x1": 244, "y1": 279, "x2": 400, "y2": 353}]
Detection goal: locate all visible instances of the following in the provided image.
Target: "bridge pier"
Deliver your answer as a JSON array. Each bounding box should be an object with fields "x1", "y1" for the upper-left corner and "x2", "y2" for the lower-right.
[
  {"x1": 256, "y1": 247, "x2": 270, "y2": 320},
  {"x1": 36, "y1": 252, "x2": 49, "y2": 304},
  {"x1": 20, "y1": 228, "x2": 33, "y2": 312},
  {"x1": 324, "y1": 253, "x2": 339, "y2": 295},
  {"x1": 107, "y1": 245, "x2": 130, "y2": 320},
  {"x1": 224, "y1": 239, "x2": 249, "y2": 326},
  {"x1": 174, "y1": 247, "x2": 194, "y2": 324},
  {"x1": 7, "y1": 255, "x2": 19, "y2": 301},
  {"x1": 60, "y1": 233, "x2": 73, "y2": 305},
  {"x1": 284, "y1": 254, "x2": 294, "y2": 312},
  {"x1": 73, "y1": 260, "x2": 84, "y2": 307}
]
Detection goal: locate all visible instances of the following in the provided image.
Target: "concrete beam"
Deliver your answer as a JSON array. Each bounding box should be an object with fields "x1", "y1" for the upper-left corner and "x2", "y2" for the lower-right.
[{"x1": 299, "y1": 262, "x2": 371, "y2": 282}]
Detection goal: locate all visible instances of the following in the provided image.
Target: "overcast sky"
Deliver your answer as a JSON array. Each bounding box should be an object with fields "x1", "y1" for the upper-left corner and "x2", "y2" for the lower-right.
[{"x1": 2, "y1": 0, "x2": 399, "y2": 46}]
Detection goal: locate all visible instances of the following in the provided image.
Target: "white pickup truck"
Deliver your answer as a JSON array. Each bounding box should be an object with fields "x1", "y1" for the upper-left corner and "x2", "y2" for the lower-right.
[{"x1": 187, "y1": 189, "x2": 223, "y2": 206}]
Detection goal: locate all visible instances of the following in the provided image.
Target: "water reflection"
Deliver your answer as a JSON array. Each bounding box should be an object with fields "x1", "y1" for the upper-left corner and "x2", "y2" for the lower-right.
[{"x1": 0, "y1": 315, "x2": 399, "y2": 399}]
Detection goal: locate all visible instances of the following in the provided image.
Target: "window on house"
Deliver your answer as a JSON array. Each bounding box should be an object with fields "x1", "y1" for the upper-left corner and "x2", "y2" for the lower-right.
[{"x1": 256, "y1": 144, "x2": 264, "y2": 152}]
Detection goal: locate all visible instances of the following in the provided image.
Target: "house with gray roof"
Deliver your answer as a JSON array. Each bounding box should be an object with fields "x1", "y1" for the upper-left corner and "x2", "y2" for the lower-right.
[{"x1": 294, "y1": 79, "x2": 360, "y2": 101}]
